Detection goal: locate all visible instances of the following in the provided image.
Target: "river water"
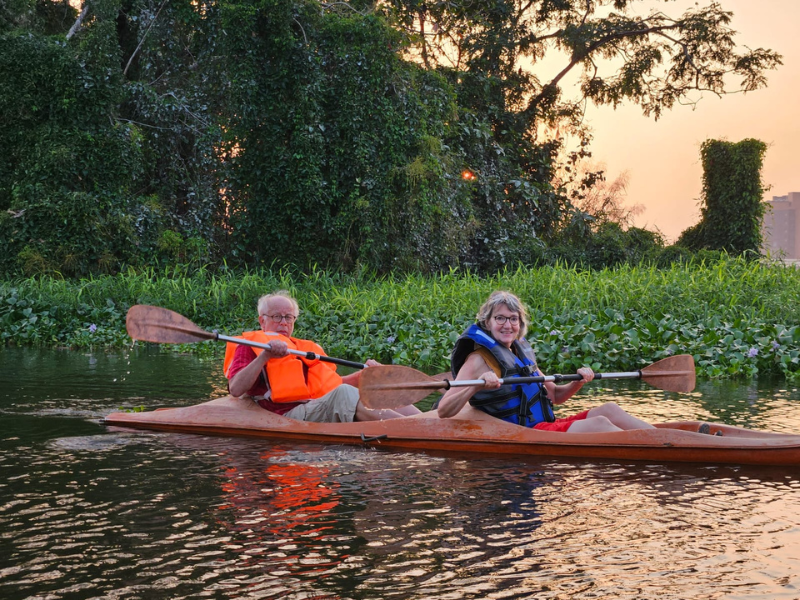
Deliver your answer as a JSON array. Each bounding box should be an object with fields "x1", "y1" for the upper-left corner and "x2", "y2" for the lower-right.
[{"x1": 1, "y1": 346, "x2": 800, "y2": 600}]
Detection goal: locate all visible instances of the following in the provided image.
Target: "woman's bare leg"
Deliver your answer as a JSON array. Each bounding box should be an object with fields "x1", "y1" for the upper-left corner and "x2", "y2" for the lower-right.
[
  {"x1": 566, "y1": 415, "x2": 623, "y2": 433},
  {"x1": 587, "y1": 402, "x2": 654, "y2": 430}
]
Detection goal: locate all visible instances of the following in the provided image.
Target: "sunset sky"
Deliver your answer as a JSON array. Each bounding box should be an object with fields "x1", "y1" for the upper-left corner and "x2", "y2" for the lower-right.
[{"x1": 576, "y1": 0, "x2": 799, "y2": 242}]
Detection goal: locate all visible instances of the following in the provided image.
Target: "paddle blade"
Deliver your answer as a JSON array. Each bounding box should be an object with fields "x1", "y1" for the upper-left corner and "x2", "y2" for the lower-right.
[
  {"x1": 126, "y1": 305, "x2": 216, "y2": 344},
  {"x1": 641, "y1": 354, "x2": 696, "y2": 393},
  {"x1": 358, "y1": 365, "x2": 446, "y2": 409}
]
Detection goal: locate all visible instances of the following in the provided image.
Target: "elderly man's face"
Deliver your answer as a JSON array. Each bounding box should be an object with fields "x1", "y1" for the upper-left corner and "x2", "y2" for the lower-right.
[{"x1": 259, "y1": 296, "x2": 297, "y2": 337}]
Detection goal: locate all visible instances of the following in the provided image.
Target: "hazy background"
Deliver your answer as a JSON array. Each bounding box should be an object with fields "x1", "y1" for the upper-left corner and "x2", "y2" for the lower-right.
[{"x1": 580, "y1": 0, "x2": 798, "y2": 242}]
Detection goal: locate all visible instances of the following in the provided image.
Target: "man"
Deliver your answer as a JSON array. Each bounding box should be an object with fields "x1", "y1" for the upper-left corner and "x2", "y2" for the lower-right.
[{"x1": 225, "y1": 290, "x2": 417, "y2": 422}]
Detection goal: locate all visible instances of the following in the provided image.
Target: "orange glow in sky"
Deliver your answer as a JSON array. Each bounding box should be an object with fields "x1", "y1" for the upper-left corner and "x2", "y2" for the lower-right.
[{"x1": 581, "y1": 0, "x2": 799, "y2": 242}]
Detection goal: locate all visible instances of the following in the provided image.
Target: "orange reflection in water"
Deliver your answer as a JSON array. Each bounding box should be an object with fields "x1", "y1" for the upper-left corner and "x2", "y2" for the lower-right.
[
  {"x1": 213, "y1": 446, "x2": 352, "y2": 584},
  {"x1": 219, "y1": 456, "x2": 340, "y2": 531}
]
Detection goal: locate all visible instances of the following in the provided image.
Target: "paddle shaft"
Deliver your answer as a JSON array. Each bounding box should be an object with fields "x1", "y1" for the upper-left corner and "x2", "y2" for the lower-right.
[
  {"x1": 461, "y1": 371, "x2": 645, "y2": 386},
  {"x1": 358, "y1": 356, "x2": 696, "y2": 407},
  {"x1": 366, "y1": 370, "x2": 684, "y2": 391},
  {"x1": 215, "y1": 333, "x2": 367, "y2": 370},
  {"x1": 455, "y1": 368, "x2": 691, "y2": 387}
]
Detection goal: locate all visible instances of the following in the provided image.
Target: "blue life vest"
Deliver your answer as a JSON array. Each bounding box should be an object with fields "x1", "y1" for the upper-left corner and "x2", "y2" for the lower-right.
[{"x1": 451, "y1": 324, "x2": 555, "y2": 427}]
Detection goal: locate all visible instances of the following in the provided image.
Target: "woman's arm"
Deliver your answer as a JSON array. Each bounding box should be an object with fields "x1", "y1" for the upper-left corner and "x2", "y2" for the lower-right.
[{"x1": 437, "y1": 353, "x2": 501, "y2": 418}]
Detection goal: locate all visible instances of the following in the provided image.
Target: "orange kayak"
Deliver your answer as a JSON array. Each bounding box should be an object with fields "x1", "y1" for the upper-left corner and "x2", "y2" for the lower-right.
[{"x1": 104, "y1": 396, "x2": 800, "y2": 466}]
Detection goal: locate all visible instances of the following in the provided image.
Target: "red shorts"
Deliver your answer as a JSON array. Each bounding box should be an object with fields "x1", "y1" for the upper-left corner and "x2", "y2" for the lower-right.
[{"x1": 532, "y1": 410, "x2": 590, "y2": 432}]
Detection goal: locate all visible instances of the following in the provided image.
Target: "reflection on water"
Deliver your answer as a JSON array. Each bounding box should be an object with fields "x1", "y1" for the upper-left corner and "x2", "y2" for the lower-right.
[
  {"x1": 1, "y1": 347, "x2": 800, "y2": 599},
  {"x1": 570, "y1": 377, "x2": 800, "y2": 434}
]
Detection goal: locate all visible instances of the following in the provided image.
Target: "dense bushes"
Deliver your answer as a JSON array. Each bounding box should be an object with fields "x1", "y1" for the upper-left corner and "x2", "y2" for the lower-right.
[
  {"x1": 0, "y1": 0, "x2": 228, "y2": 276},
  {"x1": 0, "y1": 0, "x2": 781, "y2": 276},
  {"x1": 2, "y1": 258, "x2": 799, "y2": 380},
  {"x1": 220, "y1": 4, "x2": 478, "y2": 272},
  {"x1": 0, "y1": 25, "x2": 164, "y2": 276},
  {"x1": 0, "y1": 0, "x2": 563, "y2": 276}
]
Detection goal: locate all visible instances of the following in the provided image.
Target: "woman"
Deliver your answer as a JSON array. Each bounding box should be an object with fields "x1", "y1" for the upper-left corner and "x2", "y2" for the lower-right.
[{"x1": 437, "y1": 291, "x2": 654, "y2": 433}]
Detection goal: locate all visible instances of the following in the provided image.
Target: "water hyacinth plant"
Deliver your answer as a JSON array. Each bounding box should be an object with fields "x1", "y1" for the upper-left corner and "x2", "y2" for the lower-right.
[{"x1": 1, "y1": 257, "x2": 799, "y2": 380}]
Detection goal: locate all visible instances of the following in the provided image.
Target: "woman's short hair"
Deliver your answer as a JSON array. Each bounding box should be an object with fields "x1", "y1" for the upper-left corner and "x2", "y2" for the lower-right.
[
  {"x1": 257, "y1": 290, "x2": 299, "y2": 317},
  {"x1": 475, "y1": 290, "x2": 528, "y2": 338}
]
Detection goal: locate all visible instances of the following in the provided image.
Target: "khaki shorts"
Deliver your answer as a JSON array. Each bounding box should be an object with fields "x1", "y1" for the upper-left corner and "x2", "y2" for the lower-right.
[{"x1": 283, "y1": 384, "x2": 360, "y2": 423}]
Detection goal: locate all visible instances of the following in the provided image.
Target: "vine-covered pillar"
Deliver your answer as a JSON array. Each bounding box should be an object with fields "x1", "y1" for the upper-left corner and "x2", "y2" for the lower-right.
[{"x1": 678, "y1": 138, "x2": 767, "y2": 255}]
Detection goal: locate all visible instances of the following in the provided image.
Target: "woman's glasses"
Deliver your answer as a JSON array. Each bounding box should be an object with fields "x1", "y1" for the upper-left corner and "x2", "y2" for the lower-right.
[{"x1": 493, "y1": 315, "x2": 520, "y2": 325}]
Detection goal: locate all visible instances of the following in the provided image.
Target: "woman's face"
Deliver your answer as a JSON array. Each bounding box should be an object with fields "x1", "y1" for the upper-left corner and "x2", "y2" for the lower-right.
[{"x1": 488, "y1": 303, "x2": 520, "y2": 348}]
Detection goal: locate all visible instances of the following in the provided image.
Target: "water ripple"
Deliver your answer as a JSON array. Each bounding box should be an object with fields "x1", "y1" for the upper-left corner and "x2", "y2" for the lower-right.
[{"x1": 3, "y1": 348, "x2": 800, "y2": 599}]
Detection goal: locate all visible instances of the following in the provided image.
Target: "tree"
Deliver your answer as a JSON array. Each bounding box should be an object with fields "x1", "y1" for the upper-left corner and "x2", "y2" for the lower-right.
[
  {"x1": 0, "y1": 0, "x2": 782, "y2": 275},
  {"x1": 384, "y1": 0, "x2": 781, "y2": 122},
  {"x1": 383, "y1": 0, "x2": 782, "y2": 248}
]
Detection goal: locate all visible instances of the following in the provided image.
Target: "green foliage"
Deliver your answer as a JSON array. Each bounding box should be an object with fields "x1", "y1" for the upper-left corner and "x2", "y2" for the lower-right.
[
  {"x1": 0, "y1": 22, "x2": 165, "y2": 276},
  {"x1": 115, "y1": 0, "x2": 225, "y2": 250},
  {"x1": 0, "y1": 0, "x2": 782, "y2": 276},
  {"x1": 1, "y1": 0, "x2": 44, "y2": 33},
  {"x1": 677, "y1": 138, "x2": 768, "y2": 255},
  {"x1": 0, "y1": 0, "x2": 224, "y2": 276},
  {"x1": 219, "y1": 2, "x2": 477, "y2": 272},
  {"x1": 2, "y1": 259, "x2": 800, "y2": 381},
  {"x1": 547, "y1": 221, "x2": 665, "y2": 270}
]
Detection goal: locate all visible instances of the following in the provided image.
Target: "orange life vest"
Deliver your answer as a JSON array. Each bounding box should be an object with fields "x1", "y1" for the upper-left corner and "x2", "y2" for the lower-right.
[{"x1": 222, "y1": 330, "x2": 342, "y2": 403}]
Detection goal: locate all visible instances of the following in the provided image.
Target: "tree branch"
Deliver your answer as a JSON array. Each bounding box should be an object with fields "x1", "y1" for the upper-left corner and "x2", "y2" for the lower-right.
[
  {"x1": 526, "y1": 21, "x2": 681, "y2": 116},
  {"x1": 66, "y1": 1, "x2": 89, "y2": 40},
  {"x1": 655, "y1": 31, "x2": 702, "y2": 75},
  {"x1": 123, "y1": 0, "x2": 169, "y2": 77},
  {"x1": 293, "y1": 17, "x2": 308, "y2": 44}
]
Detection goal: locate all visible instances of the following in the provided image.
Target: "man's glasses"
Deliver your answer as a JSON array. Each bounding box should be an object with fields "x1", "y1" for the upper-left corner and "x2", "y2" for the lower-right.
[
  {"x1": 493, "y1": 315, "x2": 520, "y2": 325},
  {"x1": 262, "y1": 314, "x2": 297, "y2": 324}
]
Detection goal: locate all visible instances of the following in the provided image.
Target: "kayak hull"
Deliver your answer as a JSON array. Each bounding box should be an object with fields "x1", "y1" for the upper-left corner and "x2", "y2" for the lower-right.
[{"x1": 104, "y1": 396, "x2": 800, "y2": 466}]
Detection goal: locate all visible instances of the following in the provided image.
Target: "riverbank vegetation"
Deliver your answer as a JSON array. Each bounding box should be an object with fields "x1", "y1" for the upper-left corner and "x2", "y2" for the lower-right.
[
  {"x1": 1, "y1": 0, "x2": 780, "y2": 277},
  {"x1": 2, "y1": 257, "x2": 799, "y2": 381}
]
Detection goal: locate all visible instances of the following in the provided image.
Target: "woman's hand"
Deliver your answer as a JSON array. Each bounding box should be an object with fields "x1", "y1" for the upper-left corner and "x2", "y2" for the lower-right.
[
  {"x1": 577, "y1": 367, "x2": 594, "y2": 383},
  {"x1": 364, "y1": 359, "x2": 381, "y2": 368},
  {"x1": 480, "y1": 371, "x2": 502, "y2": 389}
]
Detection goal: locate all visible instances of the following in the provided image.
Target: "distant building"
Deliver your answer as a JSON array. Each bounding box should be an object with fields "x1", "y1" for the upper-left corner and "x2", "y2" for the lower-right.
[{"x1": 763, "y1": 192, "x2": 800, "y2": 259}]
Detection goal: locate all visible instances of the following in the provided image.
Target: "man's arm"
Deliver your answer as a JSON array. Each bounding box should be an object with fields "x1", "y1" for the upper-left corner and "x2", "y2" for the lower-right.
[{"x1": 228, "y1": 341, "x2": 288, "y2": 397}]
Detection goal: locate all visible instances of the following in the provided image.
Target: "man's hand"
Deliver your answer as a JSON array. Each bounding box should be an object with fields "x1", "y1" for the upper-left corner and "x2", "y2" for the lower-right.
[{"x1": 262, "y1": 341, "x2": 288, "y2": 361}]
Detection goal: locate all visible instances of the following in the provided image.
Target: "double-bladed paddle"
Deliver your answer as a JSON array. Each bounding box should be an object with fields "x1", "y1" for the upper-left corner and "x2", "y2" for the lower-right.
[
  {"x1": 358, "y1": 355, "x2": 696, "y2": 409},
  {"x1": 125, "y1": 304, "x2": 368, "y2": 369}
]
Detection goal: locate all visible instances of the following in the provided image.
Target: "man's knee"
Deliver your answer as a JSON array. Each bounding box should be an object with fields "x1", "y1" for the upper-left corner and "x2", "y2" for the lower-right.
[
  {"x1": 319, "y1": 384, "x2": 359, "y2": 422},
  {"x1": 329, "y1": 384, "x2": 359, "y2": 404}
]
